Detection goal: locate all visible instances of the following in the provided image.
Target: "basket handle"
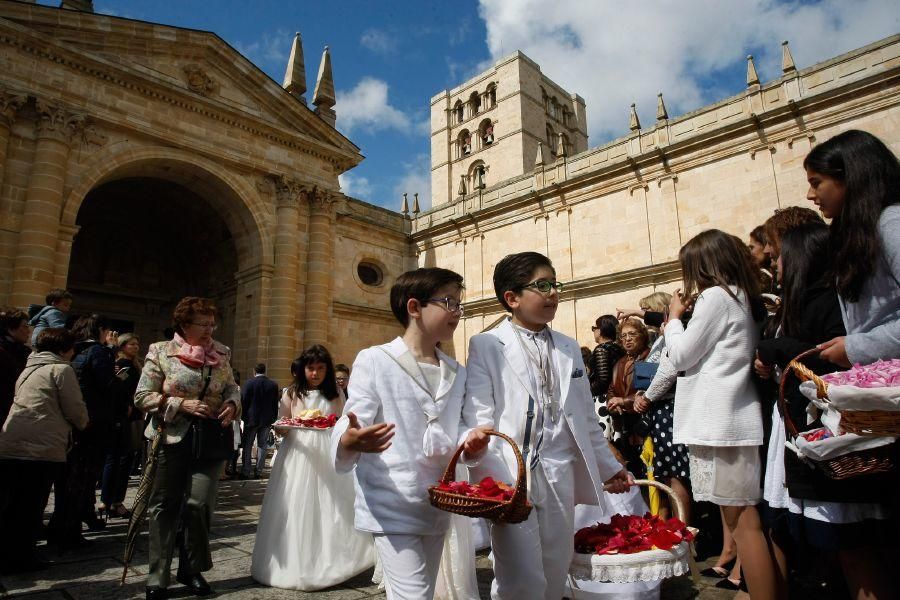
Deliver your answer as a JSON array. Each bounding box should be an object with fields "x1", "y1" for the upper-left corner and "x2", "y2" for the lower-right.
[
  {"x1": 440, "y1": 429, "x2": 528, "y2": 507},
  {"x1": 603, "y1": 478, "x2": 687, "y2": 523},
  {"x1": 778, "y1": 347, "x2": 830, "y2": 438}
]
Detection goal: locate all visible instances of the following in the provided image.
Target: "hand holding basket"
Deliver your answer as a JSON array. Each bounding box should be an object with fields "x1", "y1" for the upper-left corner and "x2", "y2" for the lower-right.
[
  {"x1": 428, "y1": 429, "x2": 532, "y2": 524},
  {"x1": 779, "y1": 348, "x2": 894, "y2": 480}
]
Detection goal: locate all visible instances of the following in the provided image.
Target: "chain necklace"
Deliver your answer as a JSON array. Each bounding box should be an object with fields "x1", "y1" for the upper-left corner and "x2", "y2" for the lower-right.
[{"x1": 513, "y1": 325, "x2": 559, "y2": 423}]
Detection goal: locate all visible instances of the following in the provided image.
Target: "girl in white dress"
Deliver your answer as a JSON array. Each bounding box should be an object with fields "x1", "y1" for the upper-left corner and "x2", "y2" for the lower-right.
[{"x1": 251, "y1": 345, "x2": 374, "y2": 590}]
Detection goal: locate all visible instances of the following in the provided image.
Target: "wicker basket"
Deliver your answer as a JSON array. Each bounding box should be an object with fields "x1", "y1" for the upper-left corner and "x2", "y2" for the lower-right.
[
  {"x1": 779, "y1": 348, "x2": 895, "y2": 480},
  {"x1": 427, "y1": 430, "x2": 532, "y2": 524},
  {"x1": 570, "y1": 479, "x2": 697, "y2": 584}
]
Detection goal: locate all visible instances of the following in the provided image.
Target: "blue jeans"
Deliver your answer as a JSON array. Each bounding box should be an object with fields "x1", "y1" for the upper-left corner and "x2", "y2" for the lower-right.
[{"x1": 241, "y1": 424, "x2": 271, "y2": 476}]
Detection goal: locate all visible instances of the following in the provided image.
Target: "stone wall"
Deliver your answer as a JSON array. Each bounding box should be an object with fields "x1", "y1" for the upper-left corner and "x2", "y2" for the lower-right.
[{"x1": 414, "y1": 35, "x2": 900, "y2": 358}]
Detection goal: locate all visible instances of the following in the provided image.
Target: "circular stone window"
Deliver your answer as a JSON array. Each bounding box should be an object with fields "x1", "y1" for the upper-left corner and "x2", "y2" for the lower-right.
[{"x1": 357, "y1": 261, "x2": 383, "y2": 287}]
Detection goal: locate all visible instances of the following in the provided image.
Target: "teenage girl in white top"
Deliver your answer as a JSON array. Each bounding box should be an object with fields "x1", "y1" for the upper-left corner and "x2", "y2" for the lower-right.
[{"x1": 665, "y1": 229, "x2": 776, "y2": 600}]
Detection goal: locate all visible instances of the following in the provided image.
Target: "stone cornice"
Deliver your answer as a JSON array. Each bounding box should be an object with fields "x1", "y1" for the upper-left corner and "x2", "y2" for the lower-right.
[
  {"x1": 332, "y1": 301, "x2": 396, "y2": 324},
  {"x1": 460, "y1": 261, "x2": 683, "y2": 318},
  {"x1": 0, "y1": 14, "x2": 361, "y2": 171}
]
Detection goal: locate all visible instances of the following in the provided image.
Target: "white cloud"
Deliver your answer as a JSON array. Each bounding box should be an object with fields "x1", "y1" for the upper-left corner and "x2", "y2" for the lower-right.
[
  {"x1": 338, "y1": 172, "x2": 373, "y2": 201},
  {"x1": 393, "y1": 154, "x2": 432, "y2": 212},
  {"x1": 477, "y1": 0, "x2": 900, "y2": 143},
  {"x1": 336, "y1": 77, "x2": 411, "y2": 135},
  {"x1": 235, "y1": 29, "x2": 291, "y2": 71},
  {"x1": 360, "y1": 29, "x2": 397, "y2": 54}
]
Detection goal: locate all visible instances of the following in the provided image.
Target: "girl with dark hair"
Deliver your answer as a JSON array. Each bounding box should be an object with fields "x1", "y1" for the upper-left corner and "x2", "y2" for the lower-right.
[
  {"x1": 251, "y1": 344, "x2": 373, "y2": 590},
  {"x1": 757, "y1": 222, "x2": 894, "y2": 598},
  {"x1": 803, "y1": 129, "x2": 900, "y2": 367},
  {"x1": 665, "y1": 229, "x2": 775, "y2": 599},
  {"x1": 588, "y1": 314, "x2": 623, "y2": 398}
]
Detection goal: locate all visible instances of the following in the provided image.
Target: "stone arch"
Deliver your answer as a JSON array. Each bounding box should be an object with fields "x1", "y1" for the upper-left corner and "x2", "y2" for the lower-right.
[
  {"x1": 60, "y1": 144, "x2": 274, "y2": 375},
  {"x1": 61, "y1": 143, "x2": 272, "y2": 272}
]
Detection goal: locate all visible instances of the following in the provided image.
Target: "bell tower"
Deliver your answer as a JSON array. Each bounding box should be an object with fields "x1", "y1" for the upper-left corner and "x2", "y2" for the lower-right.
[{"x1": 430, "y1": 51, "x2": 588, "y2": 207}]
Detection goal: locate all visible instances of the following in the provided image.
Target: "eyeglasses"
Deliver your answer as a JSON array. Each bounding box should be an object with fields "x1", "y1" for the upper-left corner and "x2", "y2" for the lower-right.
[
  {"x1": 189, "y1": 322, "x2": 217, "y2": 331},
  {"x1": 522, "y1": 279, "x2": 565, "y2": 294},
  {"x1": 620, "y1": 332, "x2": 641, "y2": 340},
  {"x1": 335, "y1": 377, "x2": 349, "y2": 383},
  {"x1": 426, "y1": 297, "x2": 465, "y2": 316}
]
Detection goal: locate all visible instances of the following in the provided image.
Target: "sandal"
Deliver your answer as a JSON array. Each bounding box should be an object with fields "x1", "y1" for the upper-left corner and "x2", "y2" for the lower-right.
[
  {"x1": 700, "y1": 566, "x2": 731, "y2": 578},
  {"x1": 112, "y1": 504, "x2": 131, "y2": 519}
]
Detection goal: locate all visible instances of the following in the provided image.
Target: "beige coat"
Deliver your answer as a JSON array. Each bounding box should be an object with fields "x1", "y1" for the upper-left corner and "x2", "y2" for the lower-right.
[{"x1": 0, "y1": 352, "x2": 89, "y2": 462}]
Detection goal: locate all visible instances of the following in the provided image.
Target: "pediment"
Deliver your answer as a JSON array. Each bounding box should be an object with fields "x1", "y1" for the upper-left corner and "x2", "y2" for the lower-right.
[{"x1": 0, "y1": 3, "x2": 360, "y2": 168}]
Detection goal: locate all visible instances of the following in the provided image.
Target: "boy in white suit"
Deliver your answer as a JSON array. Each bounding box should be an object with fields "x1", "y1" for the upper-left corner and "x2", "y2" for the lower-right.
[
  {"x1": 463, "y1": 252, "x2": 632, "y2": 600},
  {"x1": 331, "y1": 267, "x2": 476, "y2": 599}
]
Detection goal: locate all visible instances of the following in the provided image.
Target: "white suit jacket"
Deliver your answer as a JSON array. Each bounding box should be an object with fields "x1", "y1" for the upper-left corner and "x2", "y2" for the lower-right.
[
  {"x1": 330, "y1": 337, "x2": 468, "y2": 535},
  {"x1": 464, "y1": 319, "x2": 622, "y2": 505}
]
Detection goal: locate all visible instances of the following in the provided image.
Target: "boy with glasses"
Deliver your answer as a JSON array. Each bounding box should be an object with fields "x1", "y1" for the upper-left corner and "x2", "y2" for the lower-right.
[
  {"x1": 331, "y1": 267, "x2": 476, "y2": 598},
  {"x1": 462, "y1": 251, "x2": 632, "y2": 600}
]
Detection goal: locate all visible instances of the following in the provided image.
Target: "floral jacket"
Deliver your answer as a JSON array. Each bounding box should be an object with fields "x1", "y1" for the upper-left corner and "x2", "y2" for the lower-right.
[{"x1": 134, "y1": 339, "x2": 241, "y2": 444}]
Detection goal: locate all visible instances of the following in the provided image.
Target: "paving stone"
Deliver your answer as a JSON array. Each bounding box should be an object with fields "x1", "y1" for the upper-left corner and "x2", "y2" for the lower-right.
[{"x1": 0, "y1": 469, "x2": 742, "y2": 600}]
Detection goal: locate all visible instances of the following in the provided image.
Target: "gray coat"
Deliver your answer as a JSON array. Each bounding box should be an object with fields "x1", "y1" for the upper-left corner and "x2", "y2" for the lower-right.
[
  {"x1": 0, "y1": 352, "x2": 88, "y2": 462},
  {"x1": 843, "y1": 204, "x2": 900, "y2": 364}
]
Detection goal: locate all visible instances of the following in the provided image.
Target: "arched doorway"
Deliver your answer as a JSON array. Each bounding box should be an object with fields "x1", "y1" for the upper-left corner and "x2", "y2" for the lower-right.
[
  {"x1": 67, "y1": 177, "x2": 239, "y2": 351},
  {"x1": 60, "y1": 149, "x2": 274, "y2": 380}
]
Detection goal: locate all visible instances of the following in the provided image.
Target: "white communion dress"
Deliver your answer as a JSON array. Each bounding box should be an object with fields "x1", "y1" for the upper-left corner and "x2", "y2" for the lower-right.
[{"x1": 250, "y1": 389, "x2": 375, "y2": 590}]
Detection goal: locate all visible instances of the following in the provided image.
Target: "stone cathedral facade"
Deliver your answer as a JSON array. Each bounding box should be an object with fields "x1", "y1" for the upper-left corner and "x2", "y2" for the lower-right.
[{"x1": 0, "y1": 1, "x2": 898, "y2": 379}]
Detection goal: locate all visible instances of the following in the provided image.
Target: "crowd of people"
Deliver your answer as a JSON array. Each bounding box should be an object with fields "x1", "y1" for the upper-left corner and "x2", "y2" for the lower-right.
[{"x1": 0, "y1": 127, "x2": 896, "y2": 600}]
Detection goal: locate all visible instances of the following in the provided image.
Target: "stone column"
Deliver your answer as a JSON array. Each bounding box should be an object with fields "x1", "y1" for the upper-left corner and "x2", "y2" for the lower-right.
[
  {"x1": 267, "y1": 175, "x2": 303, "y2": 386},
  {"x1": 10, "y1": 101, "x2": 85, "y2": 308},
  {"x1": 303, "y1": 188, "x2": 335, "y2": 347},
  {"x1": 0, "y1": 90, "x2": 28, "y2": 305},
  {"x1": 0, "y1": 90, "x2": 27, "y2": 189}
]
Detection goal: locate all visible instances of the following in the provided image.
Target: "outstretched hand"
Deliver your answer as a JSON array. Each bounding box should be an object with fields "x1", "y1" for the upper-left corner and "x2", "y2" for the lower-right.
[{"x1": 340, "y1": 411, "x2": 395, "y2": 453}]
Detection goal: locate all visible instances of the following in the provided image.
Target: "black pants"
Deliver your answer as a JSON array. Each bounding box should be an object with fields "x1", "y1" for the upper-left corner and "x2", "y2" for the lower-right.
[
  {"x1": 0, "y1": 459, "x2": 59, "y2": 566},
  {"x1": 49, "y1": 440, "x2": 105, "y2": 539}
]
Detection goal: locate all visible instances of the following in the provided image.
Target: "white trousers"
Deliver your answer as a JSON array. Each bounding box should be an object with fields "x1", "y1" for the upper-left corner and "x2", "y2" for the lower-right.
[
  {"x1": 374, "y1": 533, "x2": 445, "y2": 600},
  {"x1": 490, "y1": 460, "x2": 575, "y2": 600}
]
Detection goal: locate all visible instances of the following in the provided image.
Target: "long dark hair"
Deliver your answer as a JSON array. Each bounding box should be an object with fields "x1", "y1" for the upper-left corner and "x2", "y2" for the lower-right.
[
  {"x1": 778, "y1": 222, "x2": 832, "y2": 337},
  {"x1": 289, "y1": 344, "x2": 339, "y2": 401},
  {"x1": 70, "y1": 313, "x2": 110, "y2": 342},
  {"x1": 803, "y1": 130, "x2": 900, "y2": 302},
  {"x1": 678, "y1": 229, "x2": 761, "y2": 312}
]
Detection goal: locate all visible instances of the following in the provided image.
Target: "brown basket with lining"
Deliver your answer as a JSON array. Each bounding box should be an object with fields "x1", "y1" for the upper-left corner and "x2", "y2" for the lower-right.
[
  {"x1": 778, "y1": 348, "x2": 894, "y2": 480},
  {"x1": 428, "y1": 429, "x2": 532, "y2": 524}
]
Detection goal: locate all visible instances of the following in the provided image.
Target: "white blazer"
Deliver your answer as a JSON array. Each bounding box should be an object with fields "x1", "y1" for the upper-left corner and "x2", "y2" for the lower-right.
[
  {"x1": 464, "y1": 319, "x2": 622, "y2": 505},
  {"x1": 665, "y1": 285, "x2": 763, "y2": 446},
  {"x1": 330, "y1": 337, "x2": 468, "y2": 536}
]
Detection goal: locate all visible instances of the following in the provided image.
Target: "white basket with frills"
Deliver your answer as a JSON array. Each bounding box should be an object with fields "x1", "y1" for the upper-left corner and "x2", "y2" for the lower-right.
[{"x1": 569, "y1": 480, "x2": 697, "y2": 584}]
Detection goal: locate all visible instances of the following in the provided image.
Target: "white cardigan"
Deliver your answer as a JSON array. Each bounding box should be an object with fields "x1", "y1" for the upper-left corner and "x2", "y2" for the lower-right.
[{"x1": 665, "y1": 286, "x2": 763, "y2": 447}]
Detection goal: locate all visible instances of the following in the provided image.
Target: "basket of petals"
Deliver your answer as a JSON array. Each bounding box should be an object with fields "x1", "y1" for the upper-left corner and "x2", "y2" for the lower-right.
[
  {"x1": 570, "y1": 480, "x2": 697, "y2": 583},
  {"x1": 428, "y1": 430, "x2": 532, "y2": 524}
]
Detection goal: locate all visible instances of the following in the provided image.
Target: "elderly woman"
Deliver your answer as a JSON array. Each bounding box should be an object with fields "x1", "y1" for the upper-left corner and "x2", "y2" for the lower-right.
[
  {"x1": 135, "y1": 297, "x2": 240, "y2": 600},
  {"x1": 606, "y1": 317, "x2": 651, "y2": 477},
  {"x1": 0, "y1": 328, "x2": 88, "y2": 574}
]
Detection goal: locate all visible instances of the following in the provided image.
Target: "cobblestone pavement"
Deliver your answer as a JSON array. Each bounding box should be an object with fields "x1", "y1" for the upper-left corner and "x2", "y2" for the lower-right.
[{"x1": 0, "y1": 473, "x2": 738, "y2": 600}]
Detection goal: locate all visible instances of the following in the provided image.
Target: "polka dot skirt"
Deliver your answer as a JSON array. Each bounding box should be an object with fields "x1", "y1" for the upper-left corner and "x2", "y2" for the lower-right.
[{"x1": 650, "y1": 400, "x2": 690, "y2": 480}]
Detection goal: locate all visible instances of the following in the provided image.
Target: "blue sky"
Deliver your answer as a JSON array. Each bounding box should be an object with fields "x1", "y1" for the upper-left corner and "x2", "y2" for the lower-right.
[{"x1": 38, "y1": 1, "x2": 899, "y2": 211}]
